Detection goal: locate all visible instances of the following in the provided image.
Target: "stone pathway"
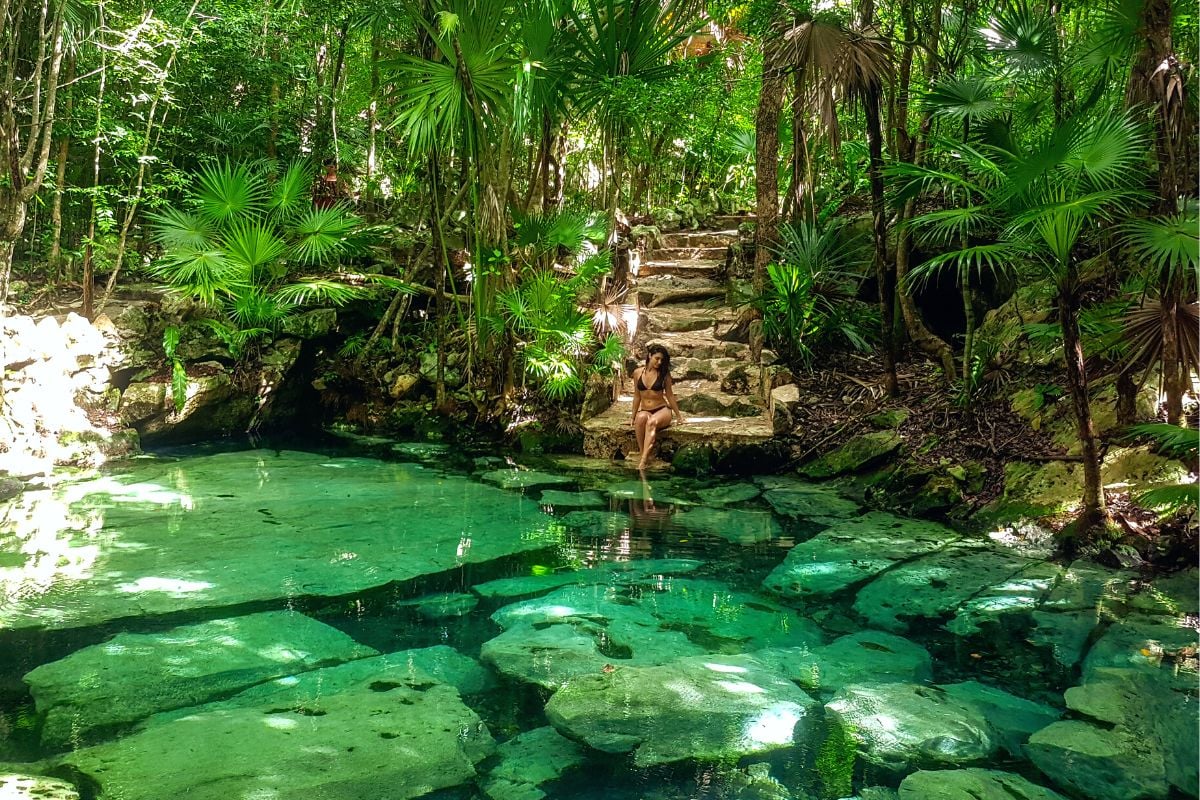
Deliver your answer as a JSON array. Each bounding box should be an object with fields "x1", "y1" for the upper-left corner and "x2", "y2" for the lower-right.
[{"x1": 583, "y1": 219, "x2": 778, "y2": 465}]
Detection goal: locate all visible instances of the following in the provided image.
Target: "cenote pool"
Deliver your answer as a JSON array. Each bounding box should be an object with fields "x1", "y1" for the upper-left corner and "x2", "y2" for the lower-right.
[{"x1": 0, "y1": 439, "x2": 1196, "y2": 800}]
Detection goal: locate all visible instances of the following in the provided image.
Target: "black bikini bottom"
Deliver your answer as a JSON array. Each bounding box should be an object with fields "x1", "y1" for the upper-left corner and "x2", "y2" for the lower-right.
[{"x1": 638, "y1": 406, "x2": 668, "y2": 415}]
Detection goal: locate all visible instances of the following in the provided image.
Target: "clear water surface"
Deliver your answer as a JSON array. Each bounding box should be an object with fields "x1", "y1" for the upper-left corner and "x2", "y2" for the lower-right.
[{"x1": 0, "y1": 437, "x2": 1195, "y2": 800}]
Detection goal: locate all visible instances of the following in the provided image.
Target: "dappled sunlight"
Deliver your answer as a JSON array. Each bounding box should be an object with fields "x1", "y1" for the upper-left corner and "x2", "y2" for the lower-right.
[
  {"x1": 740, "y1": 703, "x2": 803, "y2": 746},
  {"x1": 703, "y1": 662, "x2": 748, "y2": 674},
  {"x1": 116, "y1": 576, "x2": 214, "y2": 595},
  {"x1": 716, "y1": 679, "x2": 765, "y2": 695}
]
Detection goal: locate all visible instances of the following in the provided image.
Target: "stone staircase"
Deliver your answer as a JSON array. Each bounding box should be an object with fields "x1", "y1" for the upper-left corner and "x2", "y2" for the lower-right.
[{"x1": 583, "y1": 218, "x2": 784, "y2": 468}]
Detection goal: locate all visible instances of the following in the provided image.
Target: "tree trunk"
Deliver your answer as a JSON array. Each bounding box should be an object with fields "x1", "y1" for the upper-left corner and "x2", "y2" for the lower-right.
[
  {"x1": 1058, "y1": 281, "x2": 1108, "y2": 537},
  {"x1": 750, "y1": 37, "x2": 787, "y2": 356},
  {"x1": 1160, "y1": 287, "x2": 1184, "y2": 423},
  {"x1": 1116, "y1": 366, "x2": 1138, "y2": 426},
  {"x1": 864, "y1": 86, "x2": 897, "y2": 395},
  {"x1": 784, "y1": 69, "x2": 812, "y2": 224}
]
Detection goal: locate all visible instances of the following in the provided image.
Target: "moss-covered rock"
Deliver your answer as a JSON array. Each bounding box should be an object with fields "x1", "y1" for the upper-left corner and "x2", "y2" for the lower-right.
[
  {"x1": 869, "y1": 408, "x2": 910, "y2": 429},
  {"x1": 798, "y1": 431, "x2": 902, "y2": 479},
  {"x1": 672, "y1": 442, "x2": 715, "y2": 476}
]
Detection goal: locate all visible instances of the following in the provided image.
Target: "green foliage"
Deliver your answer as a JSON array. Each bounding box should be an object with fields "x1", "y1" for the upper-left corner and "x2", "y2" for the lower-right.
[
  {"x1": 816, "y1": 717, "x2": 858, "y2": 799},
  {"x1": 752, "y1": 220, "x2": 875, "y2": 365},
  {"x1": 1126, "y1": 423, "x2": 1200, "y2": 516},
  {"x1": 162, "y1": 326, "x2": 187, "y2": 413},
  {"x1": 148, "y1": 160, "x2": 385, "y2": 354}
]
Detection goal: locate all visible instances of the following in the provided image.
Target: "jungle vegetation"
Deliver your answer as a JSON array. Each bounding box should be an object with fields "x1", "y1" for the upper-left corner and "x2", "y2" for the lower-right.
[{"x1": 1, "y1": 0, "x2": 1196, "y2": 542}]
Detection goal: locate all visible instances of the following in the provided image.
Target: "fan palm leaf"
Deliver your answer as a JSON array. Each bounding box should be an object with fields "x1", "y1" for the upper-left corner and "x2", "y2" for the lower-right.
[
  {"x1": 194, "y1": 161, "x2": 267, "y2": 225},
  {"x1": 289, "y1": 207, "x2": 363, "y2": 265},
  {"x1": 150, "y1": 249, "x2": 248, "y2": 307},
  {"x1": 272, "y1": 279, "x2": 367, "y2": 307},
  {"x1": 267, "y1": 160, "x2": 317, "y2": 220},
  {"x1": 222, "y1": 220, "x2": 289, "y2": 279},
  {"x1": 984, "y1": 1, "x2": 1058, "y2": 76},
  {"x1": 146, "y1": 208, "x2": 215, "y2": 252},
  {"x1": 922, "y1": 76, "x2": 1001, "y2": 126},
  {"x1": 1124, "y1": 212, "x2": 1200, "y2": 291}
]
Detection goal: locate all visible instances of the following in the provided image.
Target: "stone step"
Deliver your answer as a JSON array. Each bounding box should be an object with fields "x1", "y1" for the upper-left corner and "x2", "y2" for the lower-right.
[
  {"x1": 643, "y1": 330, "x2": 750, "y2": 360},
  {"x1": 711, "y1": 214, "x2": 754, "y2": 229},
  {"x1": 659, "y1": 230, "x2": 737, "y2": 248},
  {"x1": 641, "y1": 307, "x2": 734, "y2": 334},
  {"x1": 581, "y1": 397, "x2": 773, "y2": 462},
  {"x1": 634, "y1": 275, "x2": 724, "y2": 307},
  {"x1": 651, "y1": 246, "x2": 728, "y2": 261},
  {"x1": 637, "y1": 259, "x2": 723, "y2": 278}
]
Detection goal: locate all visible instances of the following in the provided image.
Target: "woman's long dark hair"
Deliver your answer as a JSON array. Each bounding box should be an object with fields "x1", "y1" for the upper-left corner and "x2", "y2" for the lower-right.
[{"x1": 644, "y1": 344, "x2": 672, "y2": 376}]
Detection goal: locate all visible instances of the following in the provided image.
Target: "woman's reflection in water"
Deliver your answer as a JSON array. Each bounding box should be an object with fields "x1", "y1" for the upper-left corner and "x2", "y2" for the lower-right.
[{"x1": 627, "y1": 474, "x2": 676, "y2": 558}]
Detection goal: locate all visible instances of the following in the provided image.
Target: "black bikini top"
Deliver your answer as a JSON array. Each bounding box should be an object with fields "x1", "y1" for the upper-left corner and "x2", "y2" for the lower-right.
[{"x1": 636, "y1": 368, "x2": 667, "y2": 392}]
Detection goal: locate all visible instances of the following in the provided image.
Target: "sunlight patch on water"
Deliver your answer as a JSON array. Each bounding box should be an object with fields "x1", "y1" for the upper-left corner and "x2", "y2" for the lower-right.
[
  {"x1": 741, "y1": 704, "x2": 802, "y2": 746},
  {"x1": 116, "y1": 576, "x2": 213, "y2": 595}
]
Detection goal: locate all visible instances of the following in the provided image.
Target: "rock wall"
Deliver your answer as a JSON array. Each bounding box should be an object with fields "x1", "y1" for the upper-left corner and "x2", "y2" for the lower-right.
[{"x1": 0, "y1": 303, "x2": 321, "y2": 477}]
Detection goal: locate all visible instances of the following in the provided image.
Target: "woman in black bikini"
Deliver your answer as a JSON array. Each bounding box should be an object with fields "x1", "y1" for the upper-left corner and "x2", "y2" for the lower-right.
[{"x1": 631, "y1": 344, "x2": 686, "y2": 470}]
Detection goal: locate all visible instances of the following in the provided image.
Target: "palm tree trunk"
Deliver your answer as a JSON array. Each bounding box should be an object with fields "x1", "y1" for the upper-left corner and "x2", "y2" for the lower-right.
[
  {"x1": 1058, "y1": 282, "x2": 1108, "y2": 536},
  {"x1": 750, "y1": 38, "x2": 787, "y2": 356},
  {"x1": 961, "y1": 270, "x2": 976, "y2": 385},
  {"x1": 1161, "y1": 286, "x2": 1184, "y2": 423},
  {"x1": 864, "y1": 84, "x2": 897, "y2": 396}
]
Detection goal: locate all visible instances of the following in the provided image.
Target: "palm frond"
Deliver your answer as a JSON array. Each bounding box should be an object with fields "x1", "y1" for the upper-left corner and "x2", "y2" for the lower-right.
[
  {"x1": 147, "y1": 208, "x2": 215, "y2": 251},
  {"x1": 272, "y1": 279, "x2": 367, "y2": 307},
  {"x1": 1061, "y1": 112, "x2": 1146, "y2": 190},
  {"x1": 151, "y1": 249, "x2": 248, "y2": 306},
  {"x1": 922, "y1": 76, "x2": 1001, "y2": 124},
  {"x1": 289, "y1": 207, "x2": 363, "y2": 265},
  {"x1": 268, "y1": 160, "x2": 317, "y2": 220},
  {"x1": 985, "y1": 1, "x2": 1057, "y2": 76},
  {"x1": 227, "y1": 289, "x2": 289, "y2": 330},
  {"x1": 1123, "y1": 212, "x2": 1200, "y2": 290},
  {"x1": 194, "y1": 161, "x2": 267, "y2": 224},
  {"x1": 222, "y1": 220, "x2": 289, "y2": 278}
]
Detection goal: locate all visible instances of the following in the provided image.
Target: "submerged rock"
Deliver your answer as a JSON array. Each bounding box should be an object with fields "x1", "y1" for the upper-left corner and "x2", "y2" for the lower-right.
[
  {"x1": 544, "y1": 654, "x2": 820, "y2": 767},
  {"x1": 538, "y1": 489, "x2": 606, "y2": 508},
  {"x1": 758, "y1": 630, "x2": 933, "y2": 695},
  {"x1": 824, "y1": 683, "x2": 998, "y2": 772},
  {"x1": 898, "y1": 769, "x2": 1067, "y2": 799},
  {"x1": 937, "y1": 681, "x2": 1060, "y2": 756},
  {"x1": 480, "y1": 468, "x2": 575, "y2": 491},
  {"x1": 851, "y1": 540, "x2": 1052, "y2": 632},
  {"x1": 1081, "y1": 615, "x2": 1200, "y2": 690},
  {"x1": 761, "y1": 484, "x2": 860, "y2": 521},
  {"x1": 482, "y1": 580, "x2": 822, "y2": 689},
  {"x1": 471, "y1": 559, "x2": 703, "y2": 599},
  {"x1": 63, "y1": 654, "x2": 495, "y2": 800},
  {"x1": 695, "y1": 482, "x2": 761, "y2": 505},
  {"x1": 394, "y1": 591, "x2": 479, "y2": 619},
  {"x1": 1027, "y1": 722, "x2": 1168, "y2": 800},
  {"x1": 673, "y1": 505, "x2": 783, "y2": 543},
  {"x1": 0, "y1": 774, "x2": 80, "y2": 800},
  {"x1": 763, "y1": 512, "x2": 957, "y2": 601},
  {"x1": 24, "y1": 610, "x2": 377, "y2": 748},
  {"x1": 480, "y1": 727, "x2": 587, "y2": 800},
  {"x1": 1029, "y1": 665, "x2": 1198, "y2": 800},
  {"x1": 0, "y1": 450, "x2": 554, "y2": 631}
]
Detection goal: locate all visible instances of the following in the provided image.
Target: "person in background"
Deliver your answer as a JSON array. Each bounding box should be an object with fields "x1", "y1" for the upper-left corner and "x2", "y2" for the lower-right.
[{"x1": 631, "y1": 344, "x2": 686, "y2": 470}]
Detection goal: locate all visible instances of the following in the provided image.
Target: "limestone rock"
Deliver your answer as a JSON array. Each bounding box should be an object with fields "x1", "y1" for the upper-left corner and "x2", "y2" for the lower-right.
[
  {"x1": 471, "y1": 559, "x2": 703, "y2": 599},
  {"x1": 1082, "y1": 615, "x2": 1199, "y2": 690},
  {"x1": 480, "y1": 468, "x2": 575, "y2": 491},
  {"x1": 937, "y1": 681, "x2": 1060, "y2": 756},
  {"x1": 798, "y1": 431, "x2": 902, "y2": 479},
  {"x1": 0, "y1": 450, "x2": 553, "y2": 632},
  {"x1": 824, "y1": 683, "x2": 998, "y2": 771},
  {"x1": 673, "y1": 505, "x2": 782, "y2": 543},
  {"x1": 481, "y1": 727, "x2": 587, "y2": 800},
  {"x1": 1027, "y1": 722, "x2": 1168, "y2": 800},
  {"x1": 538, "y1": 489, "x2": 606, "y2": 508},
  {"x1": 852, "y1": 540, "x2": 1049, "y2": 632},
  {"x1": 482, "y1": 580, "x2": 822, "y2": 689},
  {"x1": 898, "y1": 769, "x2": 1067, "y2": 800},
  {"x1": 763, "y1": 512, "x2": 957, "y2": 601},
  {"x1": 63, "y1": 655, "x2": 495, "y2": 800},
  {"x1": 0, "y1": 774, "x2": 80, "y2": 800},
  {"x1": 544, "y1": 654, "x2": 820, "y2": 766},
  {"x1": 757, "y1": 630, "x2": 933, "y2": 695},
  {"x1": 395, "y1": 591, "x2": 479, "y2": 619},
  {"x1": 388, "y1": 372, "x2": 422, "y2": 400},
  {"x1": 761, "y1": 484, "x2": 860, "y2": 521},
  {"x1": 24, "y1": 610, "x2": 377, "y2": 748},
  {"x1": 280, "y1": 308, "x2": 337, "y2": 339},
  {"x1": 695, "y1": 481, "x2": 761, "y2": 505},
  {"x1": 946, "y1": 561, "x2": 1063, "y2": 636}
]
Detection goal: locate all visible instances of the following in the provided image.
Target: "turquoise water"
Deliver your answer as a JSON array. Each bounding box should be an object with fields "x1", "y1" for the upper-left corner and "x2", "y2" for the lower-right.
[{"x1": 0, "y1": 439, "x2": 1195, "y2": 800}]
